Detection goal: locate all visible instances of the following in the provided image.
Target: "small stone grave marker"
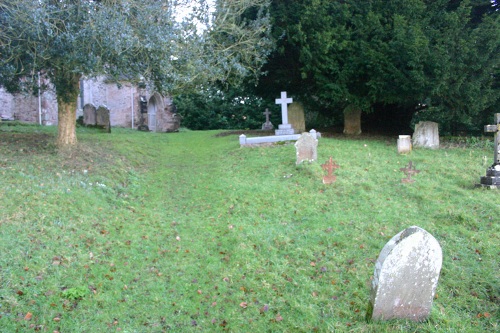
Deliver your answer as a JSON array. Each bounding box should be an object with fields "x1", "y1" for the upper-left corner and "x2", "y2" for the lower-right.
[
  {"x1": 295, "y1": 132, "x2": 318, "y2": 164},
  {"x1": 96, "y1": 105, "x2": 111, "y2": 133},
  {"x1": 413, "y1": 121, "x2": 439, "y2": 149},
  {"x1": 478, "y1": 113, "x2": 500, "y2": 188},
  {"x1": 262, "y1": 108, "x2": 274, "y2": 130},
  {"x1": 368, "y1": 226, "x2": 442, "y2": 322},
  {"x1": 321, "y1": 157, "x2": 339, "y2": 184},
  {"x1": 400, "y1": 161, "x2": 420, "y2": 183},
  {"x1": 397, "y1": 135, "x2": 412, "y2": 154}
]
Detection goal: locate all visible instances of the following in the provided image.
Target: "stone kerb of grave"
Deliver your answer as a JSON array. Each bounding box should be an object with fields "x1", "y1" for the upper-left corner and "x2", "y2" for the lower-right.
[
  {"x1": 239, "y1": 129, "x2": 319, "y2": 146},
  {"x1": 295, "y1": 132, "x2": 318, "y2": 164},
  {"x1": 368, "y1": 226, "x2": 442, "y2": 322}
]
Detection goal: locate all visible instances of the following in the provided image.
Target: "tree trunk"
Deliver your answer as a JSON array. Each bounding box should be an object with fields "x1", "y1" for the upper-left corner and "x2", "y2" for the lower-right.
[
  {"x1": 343, "y1": 105, "x2": 362, "y2": 135},
  {"x1": 55, "y1": 73, "x2": 80, "y2": 147},
  {"x1": 57, "y1": 98, "x2": 78, "y2": 147}
]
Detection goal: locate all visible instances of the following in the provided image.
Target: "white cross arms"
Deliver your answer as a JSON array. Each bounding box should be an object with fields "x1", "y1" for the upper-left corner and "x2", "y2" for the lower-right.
[{"x1": 275, "y1": 91, "x2": 293, "y2": 125}]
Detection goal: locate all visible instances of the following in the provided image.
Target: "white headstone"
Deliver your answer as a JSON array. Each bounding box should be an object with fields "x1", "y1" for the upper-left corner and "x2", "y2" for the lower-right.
[
  {"x1": 369, "y1": 226, "x2": 442, "y2": 321},
  {"x1": 397, "y1": 135, "x2": 412, "y2": 154},
  {"x1": 413, "y1": 121, "x2": 439, "y2": 149},
  {"x1": 275, "y1": 91, "x2": 295, "y2": 135},
  {"x1": 295, "y1": 132, "x2": 318, "y2": 164}
]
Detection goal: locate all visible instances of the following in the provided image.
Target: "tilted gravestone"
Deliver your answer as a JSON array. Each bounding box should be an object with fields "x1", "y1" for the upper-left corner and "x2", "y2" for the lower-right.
[
  {"x1": 295, "y1": 132, "x2": 318, "y2": 164},
  {"x1": 83, "y1": 103, "x2": 97, "y2": 126},
  {"x1": 96, "y1": 105, "x2": 111, "y2": 133},
  {"x1": 368, "y1": 226, "x2": 442, "y2": 322},
  {"x1": 413, "y1": 121, "x2": 439, "y2": 149},
  {"x1": 288, "y1": 102, "x2": 306, "y2": 134}
]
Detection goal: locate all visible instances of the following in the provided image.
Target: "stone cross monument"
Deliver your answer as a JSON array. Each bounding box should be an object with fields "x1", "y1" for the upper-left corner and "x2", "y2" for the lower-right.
[
  {"x1": 275, "y1": 91, "x2": 295, "y2": 135},
  {"x1": 262, "y1": 108, "x2": 274, "y2": 130},
  {"x1": 478, "y1": 113, "x2": 500, "y2": 188}
]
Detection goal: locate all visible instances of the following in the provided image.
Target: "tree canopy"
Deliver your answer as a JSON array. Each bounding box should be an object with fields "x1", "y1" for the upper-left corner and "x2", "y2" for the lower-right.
[
  {"x1": 0, "y1": 0, "x2": 273, "y2": 145},
  {"x1": 257, "y1": 0, "x2": 499, "y2": 134}
]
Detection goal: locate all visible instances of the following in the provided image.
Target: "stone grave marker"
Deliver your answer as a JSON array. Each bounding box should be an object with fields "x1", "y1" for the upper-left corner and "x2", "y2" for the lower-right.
[
  {"x1": 295, "y1": 132, "x2": 318, "y2": 164},
  {"x1": 368, "y1": 226, "x2": 442, "y2": 322},
  {"x1": 288, "y1": 102, "x2": 306, "y2": 134},
  {"x1": 321, "y1": 157, "x2": 339, "y2": 184},
  {"x1": 275, "y1": 91, "x2": 295, "y2": 135},
  {"x1": 83, "y1": 103, "x2": 97, "y2": 126},
  {"x1": 96, "y1": 105, "x2": 111, "y2": 133},
  {"x1": 478, "y1": 113, "x2": 500, "y2": 188},
  {"x1": 262, "y1": 108, "x2": 274, "y2": 130},
  {"x1": 400, "y1": 161, "x2": 420, "y2": 183},
  {"x1": 397, "y1": 135, "x2": 412, "y2": 154},
  {"x1": 343, "y1": 106, "x2": 362, "y2": 135},
  {"x1": 413, "y1": 121, "x2": 439, "y2": 149}
]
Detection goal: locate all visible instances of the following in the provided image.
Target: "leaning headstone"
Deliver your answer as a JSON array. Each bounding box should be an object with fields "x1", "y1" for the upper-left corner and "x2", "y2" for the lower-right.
[
  {"x1": 295, "y1": 132, "x2": 318, "y2": 164},
  {"x1": 343, "y1": 106, "x2": 362, "y2": 135},
  {"x1": 262, "y1": 108, "x2": 274, "y2": 130},
  {"x1": 478, "y1": 113, "x2": 500, "y2": 188},
  {"x1": 83, "y1": 103, "x2": 97, "y2": 126},
  {"x1": 288, "y1": 102, "x2": 306, "y2": 134},
  {"x1": 413, "y1": 121, "x2": 439, "y2": 149},
  {"x1": 368, "y1": 226, "x2": 442, "y2": 322},
  {"x1": 397, "y1": 135, "x2": 412, "y2": 154},
  {"x1": 96, "y1": 105, "x2": 111, "y2": 133}
]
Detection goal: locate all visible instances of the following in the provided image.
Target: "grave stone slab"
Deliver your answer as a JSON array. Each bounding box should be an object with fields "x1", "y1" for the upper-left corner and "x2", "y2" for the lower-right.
[
  {"x1": 83, "y1": 103, "x2": 97, "y2": 126},
  {"x1": 413, "y1": 121, "x2": 439, "y2": 149},
  {"x1": 295, "y1": 132, "x2": 318, "y2": 164},
  {"x1": 288, "y1": 102, "x2": 306, "y2": 134},
  {"x1": 397, "y1": 135, "x2": 412, "y2": 154},
  {"x1": 343, "y1": 106, "x2": 362, "y2": 135},
  {"x1": 369, "y1": 226, "x2": 442, "y2": 322},
  {"x1": 400, "y1": 161, "x2": 420, "y2": 183},
  {"x1": 96, "y1": 105, "x2": 111, "y2": 133}
]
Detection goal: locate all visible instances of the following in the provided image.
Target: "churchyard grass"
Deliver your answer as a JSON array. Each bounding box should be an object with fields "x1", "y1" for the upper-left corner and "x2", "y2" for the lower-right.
[{"x1": 0, "y1": 123, "x2": 498, "y2": 332}]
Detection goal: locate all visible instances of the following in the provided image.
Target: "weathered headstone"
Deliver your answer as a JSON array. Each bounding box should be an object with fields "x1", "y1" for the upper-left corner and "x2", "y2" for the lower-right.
[
  {"x1": 275, "y1": 91, "x2": 295, "y2": 135},
  {"x1": 478, "y1": 113, "x2": 500, "y2": 188},
  {"x1": 413, "y1": 121, "x2": 439, "y2": 149},
  {"x1": 343, "y1": 106, "x2": 362, "y2": 135},
  {"x1": 83, "y1": 103, "x2": 97, "y2": 126},
  {"x1": 321, "y1": 157, "x2": 339, "y2": 184},
  {"x1": 288, "y1": 102, "x2": 306, "y2": 134},
  {"x1": 295, "y1": 132, "x2": 318, "y2": 164},
  {"x1": 96, "y1": 105, "x2": 111, "y2": 133},
  {"x1": 368, "y1": 226, "x2": 442, "y2": 322},
  {"x1": 397, "y1": 135, "x2": 412, "y2": 154},
  {"x1": 262, "y1": 108, "x2": 274, "y2": 130},
  {"x1": 400, "y1": 161, "x2": 420, "y2": 183}
]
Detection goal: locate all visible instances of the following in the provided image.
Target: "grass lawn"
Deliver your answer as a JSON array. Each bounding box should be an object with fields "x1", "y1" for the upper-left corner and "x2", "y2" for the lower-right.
[{"x1": 0, "y1": 123, "x2": 498, "y2": 332}]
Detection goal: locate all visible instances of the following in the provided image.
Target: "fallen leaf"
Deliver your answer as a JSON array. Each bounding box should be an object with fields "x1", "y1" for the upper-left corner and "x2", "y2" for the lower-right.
[
  {"x1": 240, "y1": 302, "x2": 248, "y2": 308},
  {"x1": 484, "y1": 312, "x2": 491, "y2": 318},
  {"x1": 24, "y1": 312, "x2": 33, "y2": 321},
  {"x1": 259, "y1": 304, "x2": 269, "y2": 313},
  {"x1": 275, "y1": 313, "x2": 283, "y2": 322},
  {"x1": 310, "y1": 261, "x2": 316, "y2": 267}
]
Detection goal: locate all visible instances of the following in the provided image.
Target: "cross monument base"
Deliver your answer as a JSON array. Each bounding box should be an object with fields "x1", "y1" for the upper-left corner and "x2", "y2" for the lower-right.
[{"x1": 275, "y1": 124, "x2": 295, "y2": 136}]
